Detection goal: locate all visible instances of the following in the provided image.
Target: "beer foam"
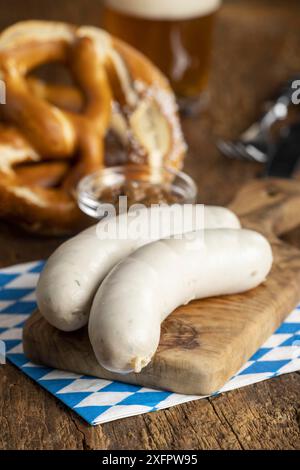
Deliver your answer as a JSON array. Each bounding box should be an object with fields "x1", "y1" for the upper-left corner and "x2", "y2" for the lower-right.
[{"x1": 105, "y1": 0, "x2": 221, "y2": 20}]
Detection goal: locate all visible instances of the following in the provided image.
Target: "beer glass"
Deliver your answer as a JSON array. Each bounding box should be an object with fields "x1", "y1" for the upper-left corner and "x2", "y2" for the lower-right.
[{"x1": 103, "y1": 0, "x2": 221, "y2": 114}]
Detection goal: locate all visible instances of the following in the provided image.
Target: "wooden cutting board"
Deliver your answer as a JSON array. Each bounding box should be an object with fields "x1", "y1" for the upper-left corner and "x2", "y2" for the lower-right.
[{"x1": 23, "y1": 178, "x2": 300, "y2": 395}]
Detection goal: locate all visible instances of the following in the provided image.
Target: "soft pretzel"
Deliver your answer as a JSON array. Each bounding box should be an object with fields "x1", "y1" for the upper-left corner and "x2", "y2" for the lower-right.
[
  {"x1": 0, "y1": 22, "x2": 112, "y2": 233},
  {"x1": 27, "y1": 78, "x2": 83, "y2": 114},
  {"x1": 0, "y1": 21, "x2": 186, "y2": 234},
  {"x1": 25, "y1": 30, "x2": 186, "y2": 169}
]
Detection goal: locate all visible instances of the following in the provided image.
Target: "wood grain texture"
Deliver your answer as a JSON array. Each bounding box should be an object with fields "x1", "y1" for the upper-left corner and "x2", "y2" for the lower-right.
[
  {"x1": 22, "y1": 178, "x2": 300, "y2": 395},
  {"x1": 0, "y1": 0, "x2": 300, "y2": 450}
]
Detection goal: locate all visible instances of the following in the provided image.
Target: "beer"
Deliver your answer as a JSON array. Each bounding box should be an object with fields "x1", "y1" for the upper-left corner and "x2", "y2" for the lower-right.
[{"x1": 103, "y1": 0, "x2": 221, "y2": 109}]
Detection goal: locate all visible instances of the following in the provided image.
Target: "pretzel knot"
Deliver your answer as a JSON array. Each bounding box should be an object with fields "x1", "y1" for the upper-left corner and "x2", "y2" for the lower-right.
[{"x1": 0, "y1": 21, "x2": 186, "y2": 234}]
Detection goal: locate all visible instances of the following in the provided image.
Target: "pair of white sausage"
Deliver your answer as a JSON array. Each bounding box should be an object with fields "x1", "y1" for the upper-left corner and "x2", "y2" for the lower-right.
[
  {"x1": 36, "y1": 205, "x2": 240, "y2": 331},
  {"x1": 36, "y1": 205, "x2": 272, "y2": 375}
]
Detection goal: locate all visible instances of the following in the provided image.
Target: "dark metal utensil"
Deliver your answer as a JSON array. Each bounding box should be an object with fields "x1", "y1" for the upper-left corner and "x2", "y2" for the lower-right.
[
  {"x1": 218, "y1": 76, "x2": 300, "y2": 165},
  {"x1": 265, "y1": 121, "x2": 300, "y2": 178}
]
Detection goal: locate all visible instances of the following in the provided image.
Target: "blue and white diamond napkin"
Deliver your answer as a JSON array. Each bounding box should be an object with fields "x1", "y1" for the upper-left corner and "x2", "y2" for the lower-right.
[{"x1": 0, "y1": 261, "x2": 299, "y2": 425}]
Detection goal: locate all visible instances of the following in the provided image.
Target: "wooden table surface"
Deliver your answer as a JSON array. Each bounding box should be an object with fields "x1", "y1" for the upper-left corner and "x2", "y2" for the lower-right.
[{"x1": 0, "y1": 0, "x2": 300, "y2": 450}]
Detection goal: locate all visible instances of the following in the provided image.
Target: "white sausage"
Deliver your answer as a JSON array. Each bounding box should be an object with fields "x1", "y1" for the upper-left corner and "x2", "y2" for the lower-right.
[
  {"x1": 89, "y1": 229, "x2": 273, "y2": 374},
  {"x1": 36, "y1": 205, "x2": 240, "y2": 331}
]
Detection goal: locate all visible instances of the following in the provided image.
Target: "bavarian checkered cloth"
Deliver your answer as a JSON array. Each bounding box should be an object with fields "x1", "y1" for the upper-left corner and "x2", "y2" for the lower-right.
[{"x1": 0, "y1": 261, "x2": 299, "y2": 425}]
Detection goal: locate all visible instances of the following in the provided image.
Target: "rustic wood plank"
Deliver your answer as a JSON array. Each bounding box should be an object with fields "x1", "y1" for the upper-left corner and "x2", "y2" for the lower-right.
[
  {"x1": 1, "y1": 361, "x2": 299, "y2": 449},
  {"x1": 0, "y1": 0, "x2": 300, "y2": 450},
  {"x1": 208, "y1": 373, "x2": 300, "y2": 450},
  {"x1": 0, "y1": 363, "x2": 85, "y2": 450}
]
